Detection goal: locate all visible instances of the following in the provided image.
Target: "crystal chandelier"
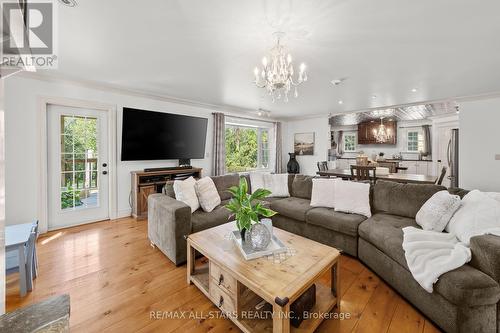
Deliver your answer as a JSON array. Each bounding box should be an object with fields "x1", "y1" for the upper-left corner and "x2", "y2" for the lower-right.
[
  {"x1": 253, "y1": 32, "x2": 307, "y2": 102},
  {"x1": 374, "y1": 117, "x2": 388, "y2": 143}
]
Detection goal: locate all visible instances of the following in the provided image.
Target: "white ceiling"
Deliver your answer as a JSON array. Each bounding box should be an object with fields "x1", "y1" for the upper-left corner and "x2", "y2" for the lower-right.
[{"x1": 46, "y1": 0, "x2": 500, "y2": 118}]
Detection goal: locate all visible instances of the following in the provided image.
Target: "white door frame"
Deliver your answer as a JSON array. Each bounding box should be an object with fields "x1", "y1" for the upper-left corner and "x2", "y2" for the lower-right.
[{"x1": 37, "y1": 96, "x2": 117, "y2": 233}]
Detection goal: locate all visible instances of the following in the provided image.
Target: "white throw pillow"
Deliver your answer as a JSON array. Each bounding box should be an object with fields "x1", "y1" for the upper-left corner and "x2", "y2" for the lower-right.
[
  {"x1": 249, "y1": 172, "x2": 266, "y2": 194},
  {"x1": 173, "y1": 176, "x2": 200, "y2": 213},
  {"x1": 249, "y1": 172, "x2": 289, "y2": 197},
  {"x1": 415, "y1": 190, "x2": 461, "y2": 232},
  {"x1": 263, "y1": 174, "x2": 290, "y2": 197},
  {"x1": 446, "y1": 190, "x2": 500, "y2": 245},
  {"x1": 195, "y1": 177, "x2": 221, "y2": 212},
  {"x1": 310, "y1": 178, "x2": 338, "y2": 208},
  {"x1": 333, "y1": 180, "x2": 371, "y2": 217}
]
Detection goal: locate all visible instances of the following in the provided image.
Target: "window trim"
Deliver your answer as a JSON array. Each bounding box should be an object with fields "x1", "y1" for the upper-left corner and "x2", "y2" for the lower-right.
[
  {"x1": 224, "y1": 120, "x2": 275, "y2": 173},
  {"x1": 406, "y1": 129, "x2": 424, "y2": 153}
]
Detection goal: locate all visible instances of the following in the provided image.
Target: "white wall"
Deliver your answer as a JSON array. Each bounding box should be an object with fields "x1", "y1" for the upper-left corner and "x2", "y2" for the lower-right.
[
  {"x1": 4, "y1": 75, "x2": 223, "y2": 225},
  {"x1": 459, "y1": 97, "x2": 500, "y2": 191},
  {"x1": 283, "y1": 116, "x2": 329, "y2": 176}
]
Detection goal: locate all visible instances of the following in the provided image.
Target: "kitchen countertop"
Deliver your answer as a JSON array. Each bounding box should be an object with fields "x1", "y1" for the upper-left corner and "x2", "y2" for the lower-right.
[{"x1": 337, "y1": 157, "x2": 433, "y2": 162}]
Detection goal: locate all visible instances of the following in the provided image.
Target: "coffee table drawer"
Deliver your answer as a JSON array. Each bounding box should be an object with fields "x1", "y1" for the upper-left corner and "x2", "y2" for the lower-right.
[
  {"x1": 210, "y1": 262, "x2": 237, "y2": 296},
  {"x1": 210, "y1": 283, "x2": 236, "y2": 314}
]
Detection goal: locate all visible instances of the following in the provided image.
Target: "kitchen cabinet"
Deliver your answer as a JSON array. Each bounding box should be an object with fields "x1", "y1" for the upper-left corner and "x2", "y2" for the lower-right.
[
  {"x1": 400, "y1": 161, "x2": 432, "y2": 175},
  {"x1": 357, "y1": 120, "x2": 397, "y2": 145}
]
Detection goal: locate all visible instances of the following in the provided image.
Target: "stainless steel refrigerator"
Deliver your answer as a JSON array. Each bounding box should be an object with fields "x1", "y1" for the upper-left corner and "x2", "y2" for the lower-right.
[{"x1": 447, "y1": 129, "x2": 459, "y2": 187}]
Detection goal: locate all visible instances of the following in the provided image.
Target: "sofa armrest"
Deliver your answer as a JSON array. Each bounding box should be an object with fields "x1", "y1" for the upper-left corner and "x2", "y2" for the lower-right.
[
  {"x1": 470, "y1": 234, "x2": 500, "y2": 284},
  {"x1": 148, "y1": 194, "x2": 192, "y2": 265}
]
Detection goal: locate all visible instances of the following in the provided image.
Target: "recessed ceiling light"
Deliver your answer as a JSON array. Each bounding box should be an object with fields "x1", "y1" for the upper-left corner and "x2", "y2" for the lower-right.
[
  {"x1": 338, "y1": 100, "x2": 343, "y2": 105},
  {"x1": 411, "y1": 88, "x2": 418, "y2": 93},
  {"x1": 372, "y1": 95, "x2": 377, "y2": 99}
]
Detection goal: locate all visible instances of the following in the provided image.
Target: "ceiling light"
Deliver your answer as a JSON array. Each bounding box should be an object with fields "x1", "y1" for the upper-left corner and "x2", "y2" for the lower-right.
[
  {"x1": 411, "y1": 88, "x2": 418, "y2": 93},
  {"x1": 374, "y1": 117, "x2": 388, "y2": 143},
  {"x1": 372, "y1": 95, "x2": 377, "y2": 99},
  {"x1": 253, "y1": 32, "x2": 307, "y2": 103},
  {"x1": 58, "y1": 0, "x2": 78, "y2": 7},
  {"x1": 331, "y1": 79, "x2": 343, "y2": 86},
  {"x1": 338, "y1": 100, "x2": 343, "y2": 105}
]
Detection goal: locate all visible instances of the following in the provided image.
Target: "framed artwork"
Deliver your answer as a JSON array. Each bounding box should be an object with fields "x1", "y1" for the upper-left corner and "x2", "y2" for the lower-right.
[{"x1": 294, "y1": 132, "x2": 315, "y2": 155}]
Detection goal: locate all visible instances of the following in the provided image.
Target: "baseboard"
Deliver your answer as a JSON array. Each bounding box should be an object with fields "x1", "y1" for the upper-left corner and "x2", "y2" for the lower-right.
[{"x1": 117, "y1": 209, "x2": 132, "y2": 219}]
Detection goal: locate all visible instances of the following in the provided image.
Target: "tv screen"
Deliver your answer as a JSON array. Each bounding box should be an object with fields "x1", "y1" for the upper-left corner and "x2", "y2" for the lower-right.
[{"x1": 121, "y1": 108, "x2": 208, "y2": 161}]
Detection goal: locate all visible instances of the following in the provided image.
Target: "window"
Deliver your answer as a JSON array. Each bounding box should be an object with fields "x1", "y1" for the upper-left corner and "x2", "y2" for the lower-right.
[
  {"x1": 407, "y1": 130, "x2": 424, "y2": 152},
  {"x1": 344, "y1": 133, "x2": 357, "y2": 152},
  {"x1": 225, "y1": 119, "x2": 274, "y2": 173}
]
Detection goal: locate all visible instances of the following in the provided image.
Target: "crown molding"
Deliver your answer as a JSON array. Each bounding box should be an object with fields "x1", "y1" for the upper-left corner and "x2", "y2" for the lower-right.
[{"x1": 15, "y1": 71, "x2": 286, "y2": 122}]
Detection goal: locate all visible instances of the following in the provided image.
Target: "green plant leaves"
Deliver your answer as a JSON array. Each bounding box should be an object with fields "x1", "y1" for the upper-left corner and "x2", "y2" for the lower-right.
[{"x1": 224, "y1": 176, "x2": 277, "y2": 231}]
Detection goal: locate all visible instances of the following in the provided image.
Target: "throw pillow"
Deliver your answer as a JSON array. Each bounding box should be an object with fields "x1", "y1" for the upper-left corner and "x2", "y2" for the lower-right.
[
  {"x1": 162, "y1": 181, "x2": 176, "y2": 198},
  {"x1": 292, "y1": 175, "x2": 313, "y2": 199},
  {"x1": 334, "y1": 180, "x2": 371, "y2": 217},
  {"x1": 446, "y1": 190, "x2": 500, "y2": 245},
  {"x1": 173, "y1": 176, "x2": 200, "y2": 213},
  {"x1": 195, "y1": 177, "x2": 221, "y2": 212},
  {"x1": 249, "y1": 172, "x2": 266, "y2": 194},
  {"x1": 263, "y1": 173, "x2": 290, "y2": 197},
  {"x1": 310, "y1": 178, "x2": 338, "y2": 208},
  {"x1": 415, "y1": 190, "x2": 461, "y2": 232}
]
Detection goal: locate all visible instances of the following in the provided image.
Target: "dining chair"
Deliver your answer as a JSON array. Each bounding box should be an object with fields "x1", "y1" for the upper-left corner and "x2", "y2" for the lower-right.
[
  {"x1": 317, "y1": 161, "x2": 329, "y2": 172},
  {"x1": 350, "y1": 165, "x2": 377, "y2": 184},
  {"x1": 6, "y1": 228, "x2": 37, "y2": 292},
  {"x1": 436, "y1": 166, "x2": 448, "y2": 185},
  {"x1": 32, "y1": 220, "x2": 39, "y2": 278}
]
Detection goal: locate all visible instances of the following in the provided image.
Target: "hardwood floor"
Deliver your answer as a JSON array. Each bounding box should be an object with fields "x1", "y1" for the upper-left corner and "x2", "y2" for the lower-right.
[{"x1": 6, "y1": 217, "x2": 442, "y2": 333}]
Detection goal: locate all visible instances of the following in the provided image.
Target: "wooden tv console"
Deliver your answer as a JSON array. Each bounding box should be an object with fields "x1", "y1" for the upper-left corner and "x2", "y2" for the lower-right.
[{"x1": 131, "y1": 167, "x2": 202, "y2": 219}]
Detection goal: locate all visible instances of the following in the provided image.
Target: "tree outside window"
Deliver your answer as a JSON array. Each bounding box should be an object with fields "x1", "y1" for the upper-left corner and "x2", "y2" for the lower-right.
[
  {"x1": 344, "y1": 133, "x2": 357, "y2": 152},
  {"x1": 225, "y1": 123, "x2": 272, "y2": 173}
]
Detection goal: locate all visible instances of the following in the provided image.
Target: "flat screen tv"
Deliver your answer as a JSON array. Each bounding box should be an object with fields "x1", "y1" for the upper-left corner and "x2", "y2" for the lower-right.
[{"x1": 121, "y1": 107, "x2": 208, "y2": 161}]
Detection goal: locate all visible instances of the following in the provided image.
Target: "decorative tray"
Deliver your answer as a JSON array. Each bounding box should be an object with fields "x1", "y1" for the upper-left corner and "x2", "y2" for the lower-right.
[{"x1": 232, "y1": 230, "x2": 287, "y2": 260}]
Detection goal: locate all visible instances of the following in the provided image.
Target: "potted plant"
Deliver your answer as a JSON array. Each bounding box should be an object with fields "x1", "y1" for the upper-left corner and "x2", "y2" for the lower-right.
[{"x1": 225, "y1": 177, "x2": 277, "y2": 241}]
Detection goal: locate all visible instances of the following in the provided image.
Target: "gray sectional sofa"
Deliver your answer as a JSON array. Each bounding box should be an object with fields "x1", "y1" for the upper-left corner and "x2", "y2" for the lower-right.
[{"x1": 148, "y1": 173, "x2": 500, "y2": 333}]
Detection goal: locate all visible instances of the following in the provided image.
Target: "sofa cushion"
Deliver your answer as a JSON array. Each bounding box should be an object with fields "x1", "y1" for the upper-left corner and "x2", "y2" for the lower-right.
[
  {"x1": 373, "y1": 181, "x2": 446, "y2": 218},
  {"x1": 211, "y1": 174, "x2": 240, "y2": 201},
  {"x1": 270, "y1": 197, "x2": 312, "y2": 222},
  {"x1": 191, "y1": 203, "x2": 232, "y2": 233},
  {"x1": 306, "y1": 208, "x2": 366, "y2": 237},
  {"x1": 359, "y1": 213, "x2": 417, "y2": 267},
  {"x1": 291, "y1": 175, "x2": 313, "y2": 199},
  {"x1": 359, "y1": 213, "x2": 500, "y2": 306}
]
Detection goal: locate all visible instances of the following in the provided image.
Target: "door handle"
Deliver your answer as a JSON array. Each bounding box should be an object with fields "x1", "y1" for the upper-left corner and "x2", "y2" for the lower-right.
[
  {"x1": 102, "y1": 171, "x2": 108, "y2": 175},
  {"x1": 102, "y1": 163, "x2": 108, "y2": 167}
]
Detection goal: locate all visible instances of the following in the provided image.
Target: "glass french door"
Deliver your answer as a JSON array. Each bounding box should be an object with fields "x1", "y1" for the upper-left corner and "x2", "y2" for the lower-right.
[{"x1": 47, "y1": 104, "x2": 109, "y2": 230}]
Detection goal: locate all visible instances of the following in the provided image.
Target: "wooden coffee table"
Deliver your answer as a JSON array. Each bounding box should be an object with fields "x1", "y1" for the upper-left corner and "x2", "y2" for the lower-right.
[{"x1": 187, "y1": 222, "x2": 340, "y2": 333}]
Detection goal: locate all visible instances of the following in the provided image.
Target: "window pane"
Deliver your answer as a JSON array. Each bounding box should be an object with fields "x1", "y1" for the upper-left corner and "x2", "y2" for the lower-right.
[
  {"x1": 59, "y1": 115, "x2": 100, "y2": 211},
  {"x1": 225, "y1": 126, "x2": 258, "y2": 172}
]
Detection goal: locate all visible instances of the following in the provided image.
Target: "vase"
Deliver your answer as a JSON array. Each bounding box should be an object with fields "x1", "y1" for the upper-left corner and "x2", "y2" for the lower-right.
[
  {"x1": 287, "y1": 153, "x2": 300, "y2": 174},
  {"x1": 246, "y1": 223, "x2": 272, "y2": 251}
]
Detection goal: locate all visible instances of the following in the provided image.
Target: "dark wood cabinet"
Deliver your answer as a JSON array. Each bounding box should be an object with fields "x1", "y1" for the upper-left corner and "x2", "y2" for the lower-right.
[
  {"x1": 357, "y1": 120, "x2": 397, "y2": 145},
  {"x1": 131, "y1": 168, "x2": 203, "y2": 219}
]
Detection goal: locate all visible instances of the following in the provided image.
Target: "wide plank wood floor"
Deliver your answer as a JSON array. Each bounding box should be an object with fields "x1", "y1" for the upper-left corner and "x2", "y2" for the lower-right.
[{"x1": 6, "y1": 217, "x2": 442, "y2": 333}]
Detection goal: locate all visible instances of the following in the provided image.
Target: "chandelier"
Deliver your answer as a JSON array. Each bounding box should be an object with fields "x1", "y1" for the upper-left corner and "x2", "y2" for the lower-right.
[
  {"x1": 374, "y1": 117, "x2": 388, "y2": 143},
  {"x1": 253, "y1": 32, "x2": 307, "y2": 102}
]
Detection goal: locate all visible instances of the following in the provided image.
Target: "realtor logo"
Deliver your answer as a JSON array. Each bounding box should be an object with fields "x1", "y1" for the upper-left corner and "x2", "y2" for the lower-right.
[{"x1": 2, "y1": 1, "x2": 58, "y2": 69}]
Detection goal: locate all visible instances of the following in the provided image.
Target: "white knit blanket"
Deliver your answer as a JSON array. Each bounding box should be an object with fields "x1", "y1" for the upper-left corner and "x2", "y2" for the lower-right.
[{"x1": 402, "y1": 227, "x2": 471, "y2": 293}]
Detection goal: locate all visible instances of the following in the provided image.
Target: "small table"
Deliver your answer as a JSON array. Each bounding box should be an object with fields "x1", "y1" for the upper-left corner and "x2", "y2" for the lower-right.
[
  {"x1": 187, "y1": 222, "x2": 340, "y2": 333},
  {"x1": 6, "y1": 223, "x2": 34, "y2": 296}
]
